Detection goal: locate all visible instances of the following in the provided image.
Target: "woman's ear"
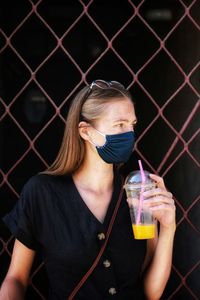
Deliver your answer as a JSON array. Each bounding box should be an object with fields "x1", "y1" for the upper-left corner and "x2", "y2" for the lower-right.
[{"x1": 78, "y1": 121, "x2": 91, "y2": 141}]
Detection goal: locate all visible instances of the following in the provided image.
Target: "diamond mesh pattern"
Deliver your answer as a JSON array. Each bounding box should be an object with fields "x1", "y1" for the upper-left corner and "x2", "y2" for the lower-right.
[{"x1": 0, "y1": 0, "x2": 199, "y2": 299}]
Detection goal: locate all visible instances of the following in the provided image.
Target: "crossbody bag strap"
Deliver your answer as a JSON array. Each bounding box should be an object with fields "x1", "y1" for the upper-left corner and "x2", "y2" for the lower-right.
[{"x1": 68, "y1": 177, "x2": 124, "y2": 300}]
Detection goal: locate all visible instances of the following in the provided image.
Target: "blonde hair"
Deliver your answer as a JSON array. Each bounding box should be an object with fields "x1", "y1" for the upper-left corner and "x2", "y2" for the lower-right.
[{"x1": 43, "y1": 84, "x2": 132, "y2": 175}]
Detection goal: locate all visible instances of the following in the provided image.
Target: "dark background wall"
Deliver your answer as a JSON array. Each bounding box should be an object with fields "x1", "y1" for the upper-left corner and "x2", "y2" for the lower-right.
[{"x1": 0, "y1": 0, "x2": 199, "y2": 299}]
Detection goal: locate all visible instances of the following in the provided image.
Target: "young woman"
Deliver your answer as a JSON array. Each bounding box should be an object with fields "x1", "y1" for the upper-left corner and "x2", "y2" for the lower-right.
[{"x1": 0, "y1": 80, "x2": 176, "y2": 300}]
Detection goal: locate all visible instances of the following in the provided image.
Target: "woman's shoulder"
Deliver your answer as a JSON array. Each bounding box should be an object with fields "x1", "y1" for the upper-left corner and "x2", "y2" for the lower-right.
[
  {"x1": 23, "y1": 173, "x2": 54, "y2": 189},
  {"x1": 22, "y1": 173, "x2": 71, "y2": 195}
]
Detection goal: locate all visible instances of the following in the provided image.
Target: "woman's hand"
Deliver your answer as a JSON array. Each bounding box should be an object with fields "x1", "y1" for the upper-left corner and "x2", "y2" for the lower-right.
[{"x1": 143, "y1": 174, "x2": 176, "y2": 229}]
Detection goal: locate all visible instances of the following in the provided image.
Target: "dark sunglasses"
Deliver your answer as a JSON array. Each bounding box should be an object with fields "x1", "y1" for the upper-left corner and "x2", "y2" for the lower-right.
[{"x1": 89, "y1": 79, "x2": 125, "y2": 90}]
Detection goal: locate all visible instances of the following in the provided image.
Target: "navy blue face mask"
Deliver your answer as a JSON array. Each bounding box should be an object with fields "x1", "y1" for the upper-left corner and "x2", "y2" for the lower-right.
[{"x1": 90, "y1": 129, "x2": 135, "y2": 164}]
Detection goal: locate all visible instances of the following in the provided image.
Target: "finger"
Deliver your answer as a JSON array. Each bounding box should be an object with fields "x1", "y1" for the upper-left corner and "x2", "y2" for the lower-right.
[
  {"x1": 149, "y1": 174, "x2": 166, "y2": 189},
  {"x1": 143, "y1": 188, "x2": 173, "y2": 199},
  {"x1": 149, "y1": 203, "x2": 176, "y2": 211},
  {"x1": 143, "y1": 196, "x2": 175, "y2": 206}
]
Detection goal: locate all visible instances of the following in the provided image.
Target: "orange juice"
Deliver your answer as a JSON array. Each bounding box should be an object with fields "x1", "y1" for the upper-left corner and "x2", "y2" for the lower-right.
[{"x1": 132, "y1": 224, "x2": 155, "y2": 239}]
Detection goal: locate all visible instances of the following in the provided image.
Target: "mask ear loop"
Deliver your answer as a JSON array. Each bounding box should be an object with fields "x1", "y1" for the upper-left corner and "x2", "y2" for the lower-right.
[
  {"x1": 87, "y1": 139, "x2": 97, "y2": 147},
  {"x1": 93, "y1": 128, "x2": 106, "y2": 137},
  {"x1": 87, "y1": 127, "x2": 107, "y2": 147}
]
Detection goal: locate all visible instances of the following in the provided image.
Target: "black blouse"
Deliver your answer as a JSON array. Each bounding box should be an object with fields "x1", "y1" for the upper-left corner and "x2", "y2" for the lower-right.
[{"x1": 3, "y1": 173, "x2": 147, "y2": 300}]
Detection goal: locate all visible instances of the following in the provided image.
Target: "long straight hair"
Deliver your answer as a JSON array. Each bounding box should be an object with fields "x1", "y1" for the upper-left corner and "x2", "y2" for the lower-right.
[{"x1": 43, "y1": 84, "x2": 132, "y2": 176}]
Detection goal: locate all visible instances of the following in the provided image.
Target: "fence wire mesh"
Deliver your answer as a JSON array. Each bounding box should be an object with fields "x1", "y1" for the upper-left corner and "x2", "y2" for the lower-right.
[{"x1": 0, "y1": 0, "x2": 200, "y2": 299}]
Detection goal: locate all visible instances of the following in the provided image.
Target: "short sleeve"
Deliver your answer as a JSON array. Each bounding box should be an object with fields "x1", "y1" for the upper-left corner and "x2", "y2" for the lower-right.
[{"x1": 3, "y1": 177, "x2": 40, "y2": 250}]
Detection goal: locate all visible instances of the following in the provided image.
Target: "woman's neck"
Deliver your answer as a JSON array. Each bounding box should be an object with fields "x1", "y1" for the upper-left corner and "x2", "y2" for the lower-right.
[{"x1": 73, "y1": 159, "x2": 114, "y2": 193}]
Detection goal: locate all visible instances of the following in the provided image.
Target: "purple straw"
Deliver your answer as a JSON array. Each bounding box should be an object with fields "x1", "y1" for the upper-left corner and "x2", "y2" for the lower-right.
[{"x1": 136, "y1": 160, "x2": 146, "y2": 224}]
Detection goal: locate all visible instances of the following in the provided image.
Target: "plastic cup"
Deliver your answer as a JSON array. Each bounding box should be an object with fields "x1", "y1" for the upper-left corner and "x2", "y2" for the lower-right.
[{"x1": 124, "y1": 170, "x2": 156, "y2": 239}]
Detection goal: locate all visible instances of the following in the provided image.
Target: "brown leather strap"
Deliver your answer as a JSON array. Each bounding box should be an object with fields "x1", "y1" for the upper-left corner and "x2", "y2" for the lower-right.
[{"x1": 68, "y1": 178, "x2": 124, "y2": 300}]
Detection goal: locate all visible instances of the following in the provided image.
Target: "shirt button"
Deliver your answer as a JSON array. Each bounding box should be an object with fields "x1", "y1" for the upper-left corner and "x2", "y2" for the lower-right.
[
  {"x1": 103, "y1": 259, "x2": 111, "y2": 268},
  {"x1": 108, "y1": 287, "x2": 117, "y2": 295},
  {"x1": 98, "y1": 232, "x2": 105, "y2": 240}
]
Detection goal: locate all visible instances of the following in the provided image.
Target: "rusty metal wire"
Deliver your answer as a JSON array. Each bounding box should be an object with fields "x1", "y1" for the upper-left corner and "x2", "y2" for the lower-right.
[{"x1": 0, "y1": 0, "x2": 199, "y2": 299}]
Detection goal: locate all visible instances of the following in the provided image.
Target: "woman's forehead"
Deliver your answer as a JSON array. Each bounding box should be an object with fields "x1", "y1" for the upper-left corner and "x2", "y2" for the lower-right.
[{"x1": 100, "y1": 98, "x2": 136, "y2": 122}]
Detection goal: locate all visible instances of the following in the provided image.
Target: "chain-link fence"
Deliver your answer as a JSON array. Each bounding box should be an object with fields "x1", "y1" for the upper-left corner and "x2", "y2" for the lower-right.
[{"x1": 0, "y1": 0, "x2": 199, "y2": 299}]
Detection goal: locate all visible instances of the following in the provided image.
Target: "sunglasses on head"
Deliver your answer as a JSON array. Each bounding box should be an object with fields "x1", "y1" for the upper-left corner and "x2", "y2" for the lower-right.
[{"x1": 89, "y1": 79, "x2": 125, "y2": 90}]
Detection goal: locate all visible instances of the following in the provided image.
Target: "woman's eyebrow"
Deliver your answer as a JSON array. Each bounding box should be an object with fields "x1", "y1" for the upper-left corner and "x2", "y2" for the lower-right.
[{"x1": 113, "y1": 118, "x2": 138, "y2": 123}]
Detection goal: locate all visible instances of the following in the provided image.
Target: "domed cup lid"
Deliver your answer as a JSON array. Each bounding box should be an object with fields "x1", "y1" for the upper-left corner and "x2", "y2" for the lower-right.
[{"x1": 124, "y1": 170, "x2": 155, "y2": 190}]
